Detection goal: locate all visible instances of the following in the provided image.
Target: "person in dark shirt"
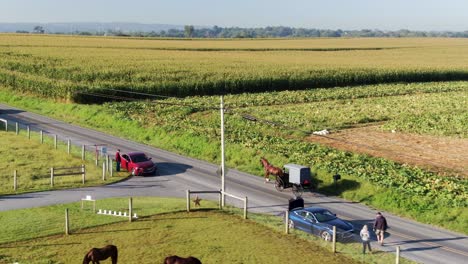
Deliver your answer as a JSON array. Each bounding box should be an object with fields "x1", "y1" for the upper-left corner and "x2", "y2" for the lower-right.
[
  {"x1": 115, "y1": 149, "x2": 121, "y2": 172},
  {"x1": 373, "y1": 212, "x2": 388, "y2": 245}
]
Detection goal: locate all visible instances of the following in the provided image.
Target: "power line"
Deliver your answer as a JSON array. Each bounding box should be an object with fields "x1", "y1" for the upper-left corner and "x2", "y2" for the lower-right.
[
  {"x1": 89, "y1": 88, "x2": 182, "y2": 99},
  {"x1": 74, "y1": 91, "x2": 218, "y2": 110}
]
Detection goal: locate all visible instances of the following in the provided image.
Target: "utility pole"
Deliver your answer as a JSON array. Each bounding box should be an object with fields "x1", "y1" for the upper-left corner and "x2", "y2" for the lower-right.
[{"x1": 220, "y1": 95, "x2": 226, "y2": 207}]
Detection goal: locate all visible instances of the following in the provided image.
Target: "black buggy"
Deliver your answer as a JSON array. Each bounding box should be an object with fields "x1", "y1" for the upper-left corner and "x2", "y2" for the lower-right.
[{"x1": 275, "y1": 164, "x2": 314, "y2": 197}]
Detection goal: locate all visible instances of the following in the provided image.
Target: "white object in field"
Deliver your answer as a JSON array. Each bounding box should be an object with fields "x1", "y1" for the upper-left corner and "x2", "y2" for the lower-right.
[{"x1": 312, "y1": 129, "x2": 330, "y2": 135}]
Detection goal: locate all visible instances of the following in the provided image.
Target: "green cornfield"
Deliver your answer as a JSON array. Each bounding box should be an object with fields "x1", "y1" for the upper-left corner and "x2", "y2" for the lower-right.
[{"x1": 2, "y1": 34, "x2": 468, "y2": 101}]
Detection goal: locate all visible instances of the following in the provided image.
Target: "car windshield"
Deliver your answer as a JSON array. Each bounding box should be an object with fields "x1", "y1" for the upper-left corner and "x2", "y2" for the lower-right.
[
  {"x1": 131, "y1": 154, "x2": 149, "y2": 163},
  {"x1": 312, "y1": 210, "x2": 337, "y2": 222}
]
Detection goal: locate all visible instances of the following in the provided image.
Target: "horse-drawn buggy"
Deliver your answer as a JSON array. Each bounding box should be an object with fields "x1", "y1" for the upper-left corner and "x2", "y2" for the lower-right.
[{"x1": 261, "y1": 158, "x2": 315, "y2": 197}]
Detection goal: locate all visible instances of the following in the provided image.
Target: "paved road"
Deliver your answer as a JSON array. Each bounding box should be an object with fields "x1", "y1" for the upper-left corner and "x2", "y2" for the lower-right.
[{"x1": 1, "y1": 103, "x2": 467, "y2": 264}]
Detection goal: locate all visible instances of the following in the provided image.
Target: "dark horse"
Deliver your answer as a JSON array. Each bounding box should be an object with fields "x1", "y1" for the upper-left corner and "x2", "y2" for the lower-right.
[
  {"x1": 164, "y1": 255, "x2": 202, "y2": 264},
  {"x1": 83, "y1": 245, "x2": 118, "y2": 264},
  {"x1": 260, "y1": 157, "x2": 284, "y2": 183}
]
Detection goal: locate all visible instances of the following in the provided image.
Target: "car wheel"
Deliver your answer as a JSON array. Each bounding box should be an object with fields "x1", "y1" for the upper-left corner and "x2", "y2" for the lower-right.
[
  {"x1": 131, "y1": 168, "x2": 138, "y2": 176},
  {"x1": 288, "y1": 219, "x2": 295, "y2": 229},
  {"x1": 321, "y1": 231, "x2": 332, "y2": 242}
]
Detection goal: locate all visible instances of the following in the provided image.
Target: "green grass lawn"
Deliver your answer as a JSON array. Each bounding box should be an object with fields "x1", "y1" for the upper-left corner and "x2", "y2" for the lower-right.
[
  {"x1": 0, "y1": 131, "x2": 128, "y2": 195},
  {"x1": 0, "y1": 197, "x2": 413, "y2": 264}
]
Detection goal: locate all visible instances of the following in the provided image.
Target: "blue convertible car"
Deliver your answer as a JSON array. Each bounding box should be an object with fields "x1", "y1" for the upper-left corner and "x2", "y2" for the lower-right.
[{"x1": 288, "y1": 207, "x2": 354, "y2": 241}]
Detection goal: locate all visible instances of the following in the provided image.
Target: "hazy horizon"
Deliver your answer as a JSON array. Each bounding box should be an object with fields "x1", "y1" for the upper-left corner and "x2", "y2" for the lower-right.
[
  {"x1": 1, "y1": 21, "x2": 467, "y2": 32},
  {"x1": 1, "y1": 0, "x2": 467, "y2": 31}
]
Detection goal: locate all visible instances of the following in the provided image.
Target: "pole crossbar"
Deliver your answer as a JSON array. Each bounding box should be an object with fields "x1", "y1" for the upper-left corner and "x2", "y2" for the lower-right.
[{"x1": 189, "y1": 190, "x2": 221, "y2": 194}]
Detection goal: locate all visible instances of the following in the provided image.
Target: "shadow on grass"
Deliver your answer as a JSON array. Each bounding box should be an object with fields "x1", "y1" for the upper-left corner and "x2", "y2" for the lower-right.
[
  {"x1": 78, "y1": 227, "x2": 151, "y2": 235},
  {"x1": 318, "y1": 179, "x2": 361, "y2": 196},
  {"x1": 0, "y1": 242, "x2": 81, "y2": 248},
  {"x1": 141, "y1": 216, "x2": 209, "y2": 222}
]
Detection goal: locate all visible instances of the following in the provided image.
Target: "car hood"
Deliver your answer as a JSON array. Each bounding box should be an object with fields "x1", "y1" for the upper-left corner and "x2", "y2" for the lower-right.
[
  {"x1": 324, "y1": 218, "x2": 353, "y2": 232},
  {"x1": 133, "y1": 160, "x2": 155, "y2": 169}
]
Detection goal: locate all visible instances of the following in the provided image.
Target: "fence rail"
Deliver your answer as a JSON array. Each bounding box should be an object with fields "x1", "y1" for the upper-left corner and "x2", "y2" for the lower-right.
[
  {"x1": 50, "y1": 165, "x2": 86, "y2": 187},
  {"x1": 186, "y1": 189, "x2": 248, "y2": 219}
]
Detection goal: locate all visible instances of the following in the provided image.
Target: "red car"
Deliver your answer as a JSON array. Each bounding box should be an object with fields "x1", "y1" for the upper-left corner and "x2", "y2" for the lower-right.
[{"x1": 120, "y1": 152, "x2": 157, "y2": 176}]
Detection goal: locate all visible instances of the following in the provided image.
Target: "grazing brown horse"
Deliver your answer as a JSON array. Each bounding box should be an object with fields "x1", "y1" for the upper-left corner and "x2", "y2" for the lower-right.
[
  {"x1": 83, "y1": 245, "x2": 118, "y2": 264},
  {"x1": 164, "y1": 255, "x2": 202, "y2": 264},
  {"x1": 260, "y1": 157, "x2": 284, "y2": 183}
]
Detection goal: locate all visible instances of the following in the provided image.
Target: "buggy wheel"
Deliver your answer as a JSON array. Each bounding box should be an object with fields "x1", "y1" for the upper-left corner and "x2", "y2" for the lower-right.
[
  {"x1": 288, "y1": 219, "x2": 295, "y2": 229},
  {"x1": 292, "y1": 184, "x2": 303, "y2": 197},
  {"x1": 275, "y1": 176, "x2": 284, "y2": 192},
  {"x1": 321, "y1": 231, "x2": 332, "y2": 242}
]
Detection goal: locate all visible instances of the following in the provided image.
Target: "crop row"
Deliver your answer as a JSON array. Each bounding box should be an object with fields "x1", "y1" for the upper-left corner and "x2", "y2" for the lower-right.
[{"x1": 2, "y1": 35, "x2": 468, "y2": 100}]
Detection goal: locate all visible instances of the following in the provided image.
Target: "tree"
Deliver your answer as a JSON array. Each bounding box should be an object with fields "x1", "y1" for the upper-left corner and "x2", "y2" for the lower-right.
[
  {"x1": 184, "y1": 25, "x2": 194, "y2": 38},
  {"x1": 33, "y1": 26, "x2": 45, "y2": 34}
]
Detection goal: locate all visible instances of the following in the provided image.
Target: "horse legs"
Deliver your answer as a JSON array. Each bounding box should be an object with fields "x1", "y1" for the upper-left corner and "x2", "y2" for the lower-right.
[{"x1": 264, "y1": 171, "x2": 270, "y2": 183}]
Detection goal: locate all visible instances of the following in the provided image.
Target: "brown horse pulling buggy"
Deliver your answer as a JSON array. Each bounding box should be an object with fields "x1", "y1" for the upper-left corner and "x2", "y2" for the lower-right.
[
  {"x1": 275, "y1": 164, "x2": 314, "y2": 197},
  {"x1": 260, "y1": 158, "x2": 315, "y2": 197}
]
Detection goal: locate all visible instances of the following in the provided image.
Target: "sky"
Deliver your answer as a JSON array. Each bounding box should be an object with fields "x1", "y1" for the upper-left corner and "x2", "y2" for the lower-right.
[{"x1": 1, "y1": 0, "x2": 467, "y2": 31}]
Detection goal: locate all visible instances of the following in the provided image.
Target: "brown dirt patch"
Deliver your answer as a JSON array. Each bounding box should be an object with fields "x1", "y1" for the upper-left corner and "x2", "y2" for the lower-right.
[{"x1": 307, "y1": 126, "x2": 468, "y2": 177}]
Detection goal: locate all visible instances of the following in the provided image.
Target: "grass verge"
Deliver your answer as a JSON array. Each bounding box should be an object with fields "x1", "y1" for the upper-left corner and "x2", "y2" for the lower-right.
[
  {"x1": 0, "y1": 197, "x2": 413, "y2": 264},
  {"x1": 0, "y1": 130, "x2": 128, "y2": 195}
]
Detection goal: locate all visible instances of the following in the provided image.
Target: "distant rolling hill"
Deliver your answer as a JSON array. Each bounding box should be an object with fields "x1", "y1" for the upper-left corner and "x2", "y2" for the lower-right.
[{"x1": 0, "y1": 22, "x2": 185, "y2": 33}]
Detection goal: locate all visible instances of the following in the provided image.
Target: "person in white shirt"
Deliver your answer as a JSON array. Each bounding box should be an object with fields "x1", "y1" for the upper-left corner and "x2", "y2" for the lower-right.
[{"x1": 360, "y1": 224, "x2": 372, "y2": 254}]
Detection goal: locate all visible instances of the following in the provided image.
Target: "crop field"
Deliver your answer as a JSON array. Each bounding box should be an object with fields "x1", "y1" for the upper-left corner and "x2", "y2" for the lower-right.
[{"x1": 2, "y1": 34, "x2": 468, "y2": 99}]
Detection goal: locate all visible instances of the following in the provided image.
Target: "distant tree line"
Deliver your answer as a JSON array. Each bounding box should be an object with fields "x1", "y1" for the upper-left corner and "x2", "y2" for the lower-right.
[{"x1": 16, "y1": 25, "x2": 468, "y2": 38}]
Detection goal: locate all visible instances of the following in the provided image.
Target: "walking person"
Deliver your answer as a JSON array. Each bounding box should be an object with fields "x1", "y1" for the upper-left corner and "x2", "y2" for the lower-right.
[
  {"x1": 360, "y1": 225, "x2": 372, "y2": 254},
  {"x1": 115, "y1": 149, "x2": 121, "y2": 172},
  {"x1": 373, "y1": 212, "x2": 388, "y2": 245}
]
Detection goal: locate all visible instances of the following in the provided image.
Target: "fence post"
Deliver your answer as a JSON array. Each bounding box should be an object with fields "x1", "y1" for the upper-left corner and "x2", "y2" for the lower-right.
[
  {"x1": 54, "y1": 135, "x2": 57, "y2": 149},
  {"x1": 186, "y1": 190, "x2": 191, "y2": 212},
  {"x1": 82, "y1": 164, "x2": 85, "y2": 184},
  {"x1": 4, "y1": 119, "x2": 7, "y2": 131},
  {"x1": 13, "y1": 170, "x2": 17, "y2": 191},
  {"x1": 285, "y1": 210, "x2": 289, "y2": 234},
  {"x1": 15, "y1": 122, "x2": 18, "y2": 135},
  {"x1": 243, "y1": 196, "x2": 248, "y2": 219},
  {"x1": 218, "y1": 190, "x2": 222, "y2": 210},
  {"x1": 129, "y1": 197, "x2": 133, "y2": 223},
  {"x1": 102, "y1": 162, "x2": 106, "y2": 181},
  {"x1": 40, "y1": 130, "x2": 43, "y2": 144},
  {"x1": 27, "y1": 125, "x2": 30, "y2": 139},
  {"x1": 67, "y1": 139, "x2": 71, "y2": 154},
  {"x1": 106, "y1": 155, "x2": 110, "y2": 172},
  {"x1": 110, "y1": 159, "x2": 113, "y2": 177},
  {"x1": 396, "y1": 246, "x2": 400, "y2": 264},
  {"x1": 81, "y1": 145, "x2": 85, "y2": 160},
  {"x1": 332, "y1": 226, "x2": 337, "y2": 253},
  {"x1": 65, "y1": 208, "x2": 69, "y2": 235},
  {"x1": 50, "y1": 167, "x2": 54, "y2": 187}
]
